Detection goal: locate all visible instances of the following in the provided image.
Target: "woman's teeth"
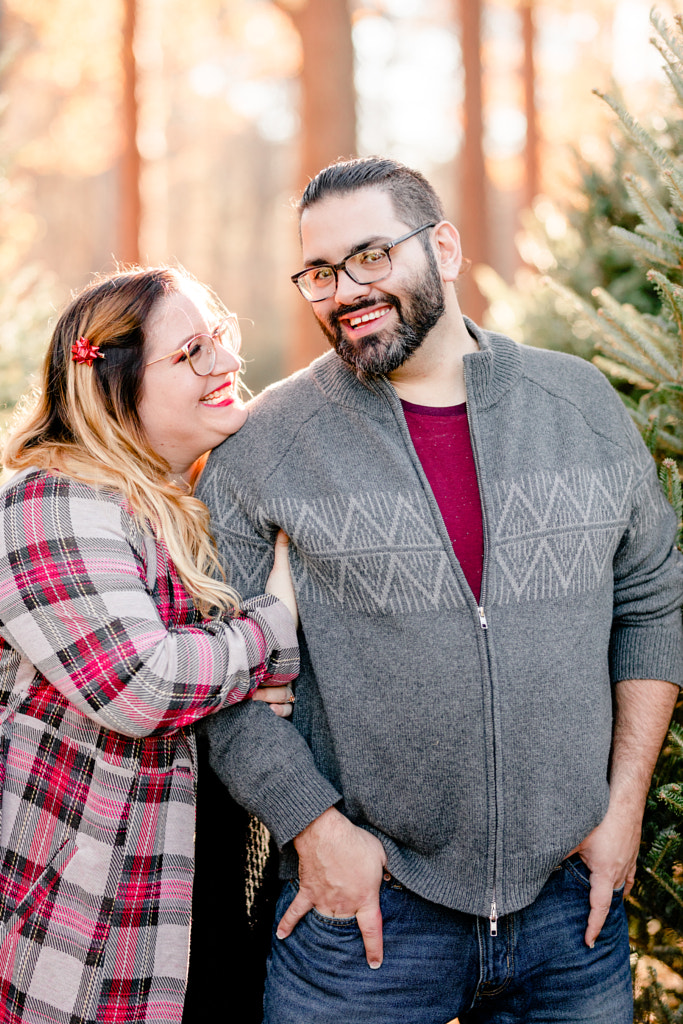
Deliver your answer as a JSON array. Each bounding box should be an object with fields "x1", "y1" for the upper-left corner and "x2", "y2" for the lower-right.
[{"x1": 201, "y1": 388, "x2": 232, "y2": 405}]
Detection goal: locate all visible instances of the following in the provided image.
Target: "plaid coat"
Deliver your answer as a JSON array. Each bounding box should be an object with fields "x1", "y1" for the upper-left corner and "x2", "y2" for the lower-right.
[{"x1": 0, "y1": 469, "x2": 298, "y2": 1023}]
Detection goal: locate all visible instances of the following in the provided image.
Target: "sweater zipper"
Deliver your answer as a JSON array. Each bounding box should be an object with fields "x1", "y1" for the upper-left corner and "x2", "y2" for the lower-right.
[
  {"x1": 489, "y1": 897, "x2": 498, "y2": 936},
  {"x1": 462, "y1": 363, "x2": 498, "y2": 938},
  {"x1": 378, "y1": 370, "x2": 498, "y2": 933}
]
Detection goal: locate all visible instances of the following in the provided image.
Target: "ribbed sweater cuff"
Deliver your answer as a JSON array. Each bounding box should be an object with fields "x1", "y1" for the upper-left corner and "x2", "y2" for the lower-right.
[
  {"x1": 610, "y1": 625, "x2": 683, "y2": 687},
  {"x1": 257, "y1": 769, "x2": 342, "y2": 850}
]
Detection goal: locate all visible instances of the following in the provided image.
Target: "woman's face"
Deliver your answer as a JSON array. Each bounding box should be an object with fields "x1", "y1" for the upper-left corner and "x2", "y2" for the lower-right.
[{"x1": 138, "y1": 284, "x2": 248, "y2": 478}]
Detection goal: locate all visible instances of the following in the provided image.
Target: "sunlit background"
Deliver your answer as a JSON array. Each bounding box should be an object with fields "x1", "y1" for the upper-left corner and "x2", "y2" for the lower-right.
[{"x1": 0, "y1": 0, "x2": 676, "y2": 404}]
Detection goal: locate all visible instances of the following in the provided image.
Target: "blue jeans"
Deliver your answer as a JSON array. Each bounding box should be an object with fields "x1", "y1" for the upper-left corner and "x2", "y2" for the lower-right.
[{"x1": 262, "y1": 856, "x2": 632, "y2": 1024}]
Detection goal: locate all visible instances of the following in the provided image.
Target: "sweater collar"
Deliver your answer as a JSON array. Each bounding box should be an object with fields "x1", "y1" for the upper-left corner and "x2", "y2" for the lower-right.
[
  {"x1": 461, "y1": 317, "x2": 524, "y2": 409},
  {"x1": 309, "y1": 317, "x2": 523, "y2": 414}
]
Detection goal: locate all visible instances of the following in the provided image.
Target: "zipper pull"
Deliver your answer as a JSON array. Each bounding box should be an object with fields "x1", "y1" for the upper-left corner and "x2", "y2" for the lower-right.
[
  {"x1": 489, "y1": 900, "x2": 498, "y2": 937},
  {"x1": 478, "y1": 606, "x2": 488, "y2": 629}
]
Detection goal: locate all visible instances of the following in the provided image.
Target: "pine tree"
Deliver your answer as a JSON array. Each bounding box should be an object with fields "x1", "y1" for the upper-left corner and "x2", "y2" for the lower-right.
[
  {"x1": 476, "y1": 127, "x2": 670, "y2": 367},
  {"x1": 478, "y1": 89, "x2": 683, "y2": 409},
  {"x1": 526, "y1": 11, "x2": 683, "y2": 1019},
  {"x1": 0, "y1": 42, "x2": 55, "y2": 441},
  {"x1": 483, "y1": 10, "x2": 683, "y2": 1018}
]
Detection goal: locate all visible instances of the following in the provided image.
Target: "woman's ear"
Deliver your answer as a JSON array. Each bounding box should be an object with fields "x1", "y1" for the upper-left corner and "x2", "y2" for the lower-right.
[{"x1": 432, "y1": 221, "x2": 463, "y2": 282}]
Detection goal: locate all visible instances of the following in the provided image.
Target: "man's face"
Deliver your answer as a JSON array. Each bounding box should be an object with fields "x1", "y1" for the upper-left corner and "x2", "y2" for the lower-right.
[{"x1": 299, "y1": 188, "x2": 445, "y2": 376}]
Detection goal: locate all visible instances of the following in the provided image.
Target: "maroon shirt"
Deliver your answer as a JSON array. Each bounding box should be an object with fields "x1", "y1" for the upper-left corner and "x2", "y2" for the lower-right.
[{"x1": 401, "y1": 399, "x2": 484, "y2": 601}]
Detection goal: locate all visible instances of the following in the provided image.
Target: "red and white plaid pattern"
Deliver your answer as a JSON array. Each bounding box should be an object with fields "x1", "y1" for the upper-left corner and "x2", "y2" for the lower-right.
[{"x1": 0, "y1": 470, "x2": 298, "y2": 1022}]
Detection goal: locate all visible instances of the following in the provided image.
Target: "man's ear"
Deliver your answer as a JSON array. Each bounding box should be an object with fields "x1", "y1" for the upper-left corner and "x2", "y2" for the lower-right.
[{"x1": 432, "y1": 221, "x2": 462, "y2": 282}]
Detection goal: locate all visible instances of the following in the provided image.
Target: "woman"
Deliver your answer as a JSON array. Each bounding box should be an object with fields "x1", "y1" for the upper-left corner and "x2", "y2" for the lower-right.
[{"x1": 0, "y1": 266, "x2": 298, "y2": 1022}]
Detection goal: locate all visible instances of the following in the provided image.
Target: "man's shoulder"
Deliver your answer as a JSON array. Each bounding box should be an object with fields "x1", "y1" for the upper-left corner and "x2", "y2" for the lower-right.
[
  {"x1": 248, "y1": 355, "x2": 330, "y2": 421},
  {"x1": 200, "y1": 352, "x2": 339, "y2": 483},
  {"x1": 514, "y1": 342, "x2": 640, "y2": 451},
  {"x1": 518, "y1": 341, "x2": 606, "y2": 386},
  {"x1": 519, "y1": 343, "x2": 626, "y2": 408}
]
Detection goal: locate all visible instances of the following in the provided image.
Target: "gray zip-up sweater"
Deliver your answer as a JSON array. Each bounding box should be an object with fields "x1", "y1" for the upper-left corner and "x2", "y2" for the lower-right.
[{"x1": 198, "y1": 322, "x2": 683, "y2": 920}]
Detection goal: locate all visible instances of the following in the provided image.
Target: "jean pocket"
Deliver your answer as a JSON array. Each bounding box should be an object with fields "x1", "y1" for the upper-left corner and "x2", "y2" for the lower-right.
[
  {"x1": 563, "y1": 854, "x2": 625, "y2": 897},
  {"x1": 280, "y1": 878, "x2": 358, "y2": 929},
  {"x1": 309, "y1": 907, "x2": 358, "y2": 927}
]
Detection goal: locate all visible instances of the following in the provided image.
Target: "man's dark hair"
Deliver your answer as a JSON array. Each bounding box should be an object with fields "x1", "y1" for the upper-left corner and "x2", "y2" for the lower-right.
[{"x1": 297, "y1": 157, "x2": 446, "y2": 233}]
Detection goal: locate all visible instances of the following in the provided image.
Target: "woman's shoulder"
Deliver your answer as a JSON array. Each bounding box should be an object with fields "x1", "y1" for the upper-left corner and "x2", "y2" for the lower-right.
[
  {"x1": 2, "y1": 467, "x2": 125, "y2": 508},
  {"x1": 0, "y1": 468, "x2": 144, "y2": 545}
]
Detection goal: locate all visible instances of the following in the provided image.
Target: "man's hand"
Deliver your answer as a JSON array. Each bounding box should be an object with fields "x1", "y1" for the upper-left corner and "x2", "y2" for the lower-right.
[
  {"x1": 572, "y1": 801, "x2": 640, "y2": 948},
  {"x1": 276, "y1": 806, "x2": 387, "y2": 969},
  {"x1": 575, "y1": 677, "x2": 678, "y2": 947}
]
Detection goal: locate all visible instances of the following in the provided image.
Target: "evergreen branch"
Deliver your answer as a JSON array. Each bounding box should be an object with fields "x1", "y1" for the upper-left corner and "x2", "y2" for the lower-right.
[
  {"x1": 542, "y1": 279, "x2": 605, "y2": 330},
  {"x1": 649, "y1": 382, "x2": 683, "y2": 398},
  {"x1": 594, "y1": 332, "x2": 666, "y2": 381},
  {"x1": 644, "y1": 825, "x2": 680, "y2": 874},
  {"x1": 592, "y1": 355, "x2": 656, "y2": 389},
  {"x1": 635, "y1": 225, "x2": 683, "y2": 261},
  {"x1": 651, "y1": 9, "x2": 683, "y2": 69},
  {"x1": 610, "y1": 225, "x2": 682, "y2": 270},
  {"x1": 658, "y1": 459, "x2": 683, "y2": 544},
  {"x1": 650, "y1": 944, "x2": 683, "y2": 965},
  {"x1": 541, "y1": 281, "x2": 670, "y2": 382},
  {"x1": 654, "y1": 428, "x2": 683, "y2": 456},
  {"x1": 661, "y1": 167, "x2": 683, "y2": 213},
  {"x1": 628, "y1": 409, "x2": 683, "y2": 455},
  {"x1": 650, "y1": 34, "x2": 683, "y2": 112},
  {"x1": 593, "y1": 287, "x2": 679, "y2": 379},
  {"x1": 636, "y1": 224, "x2": 683, "y2": 257},
  {"x1": 617, "y1": 391, "x2": 641, "y2": 412},
  {"x1": 624, "y1": 173, "x2": 678, "y2": 234},
  {"x1": 669, "y1": 722, "x2": 683, "y2": 752},
  {"x1": 594, "y1": 89, "x2": 677, "y2": 177},
  {"x1": 647, "y1": 270, "x2": 683, "y2": 370},
  {"x1": 657, "y1": 781, "x2": 683, "y2": 814},
  {"x1": 661, "y1": 60, "x2": 683, "y2": 111},
  {"x1": 641, "y1": 388, "x2": 683, "y2": 428},
  {"x1": 641, "y1": 311, "x2": 681, "y2": 335},
  {"x1": 643, "y1": 865, "x2": 683, "y2": 910},
  {"x1": 663, "y1": 64, "x2": 683, "y2": 112},
  {"x1": 590, "y1": 322, "x2": 666, "y2": 381}
]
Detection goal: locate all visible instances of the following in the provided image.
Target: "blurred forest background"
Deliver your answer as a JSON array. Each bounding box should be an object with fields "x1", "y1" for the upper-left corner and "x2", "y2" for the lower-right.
[
  {"x1": 0, "y1": 0, "x2": 675, "y2": 422},
  {"x1": 5, "y1": 3, "x2": 683, "y2": 1017}
]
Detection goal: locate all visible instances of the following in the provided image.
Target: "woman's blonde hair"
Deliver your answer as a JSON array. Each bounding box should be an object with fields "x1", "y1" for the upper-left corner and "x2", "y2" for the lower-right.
[{"x1": 3, "y1": 265, "x2": 241, "y2": 616}]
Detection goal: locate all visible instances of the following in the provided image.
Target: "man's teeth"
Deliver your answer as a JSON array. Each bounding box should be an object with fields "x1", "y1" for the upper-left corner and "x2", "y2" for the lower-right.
[{"x1": 348, "y1": 308, "x2": 388, "y2": 328}]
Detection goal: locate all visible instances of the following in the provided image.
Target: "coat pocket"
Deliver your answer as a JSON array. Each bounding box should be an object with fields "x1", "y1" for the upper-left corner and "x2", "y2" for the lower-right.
[
  {"x1": 0, "y1": 835, "x2": 78, "y2": 944},
  {"x1": 0, "y1": 753, "x2": 135, "y2": 1020}
]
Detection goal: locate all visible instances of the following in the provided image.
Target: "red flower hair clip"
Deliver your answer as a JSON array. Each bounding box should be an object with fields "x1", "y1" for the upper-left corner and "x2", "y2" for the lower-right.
[{"x1": 71, "y1": 336, "x2": 104, "y2": 367}]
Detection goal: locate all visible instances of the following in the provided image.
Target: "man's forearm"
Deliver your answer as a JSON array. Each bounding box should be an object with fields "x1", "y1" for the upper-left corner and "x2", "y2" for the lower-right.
[
  {"x1": 609, "y1": 677, "x2": 679, "y2": 810},
  {"x1": 202, "y1": 700, "x2": 341, "y2": 848}
]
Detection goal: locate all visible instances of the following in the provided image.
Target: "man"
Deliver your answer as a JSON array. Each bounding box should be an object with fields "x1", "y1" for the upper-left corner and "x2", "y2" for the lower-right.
[{"x1": 197, "y1": 157, "x2": 683, "y2": 1023}]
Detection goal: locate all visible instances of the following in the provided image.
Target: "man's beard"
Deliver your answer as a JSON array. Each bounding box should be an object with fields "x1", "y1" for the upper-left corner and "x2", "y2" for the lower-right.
[{"x1": 316, "y1": 249, "x2": 446, "y2": 378}]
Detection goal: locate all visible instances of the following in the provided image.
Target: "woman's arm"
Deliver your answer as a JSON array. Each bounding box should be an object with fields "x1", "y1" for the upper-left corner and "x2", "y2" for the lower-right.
[{"x1": 0, "y1": 473, "x2": 298, "y2": 738}]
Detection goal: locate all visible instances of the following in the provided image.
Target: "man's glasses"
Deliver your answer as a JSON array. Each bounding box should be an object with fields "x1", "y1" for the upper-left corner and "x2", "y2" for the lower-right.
[
  {"x1": 290, "y1": 222, "x2": 437, "y2": 302},
  {"x1": 146, "y1": 314, "x2": 240, "y2": 377}
]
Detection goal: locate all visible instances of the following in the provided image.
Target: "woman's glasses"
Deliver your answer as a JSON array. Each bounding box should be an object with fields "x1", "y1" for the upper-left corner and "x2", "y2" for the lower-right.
[{"x1": 146, "y1": 314, "x2": 240, "y2": 377}]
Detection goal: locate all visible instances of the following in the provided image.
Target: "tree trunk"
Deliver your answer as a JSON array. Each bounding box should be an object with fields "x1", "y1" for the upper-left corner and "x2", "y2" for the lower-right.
[
  {"x1": 277, "y1": 0, "x2": 357, "y2": 371},
  {"x1": 457, "y1": 0, "x2": 487, "y2": 325},
  {"x1": 119, "y1": 0, "x2": 141, "y2": 265},
  {"x1": 522, "y1": 1, "x2": 538, "y2": 209}
]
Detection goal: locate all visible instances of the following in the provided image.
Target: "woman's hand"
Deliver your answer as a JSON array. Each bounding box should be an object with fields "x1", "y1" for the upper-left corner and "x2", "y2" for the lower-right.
[
  {"x1": 252, "y1": 683, "x2": 295, "y2": 717},
  {"x1": 265, "y1": 530, "x2": 298, "y2": 628}
]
